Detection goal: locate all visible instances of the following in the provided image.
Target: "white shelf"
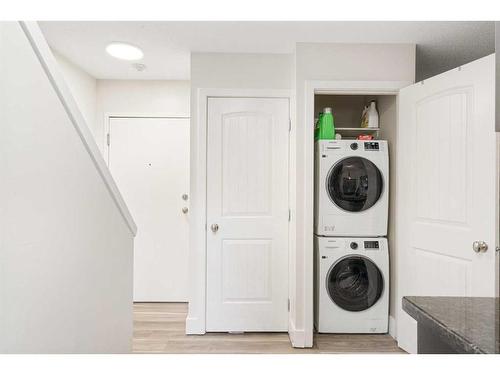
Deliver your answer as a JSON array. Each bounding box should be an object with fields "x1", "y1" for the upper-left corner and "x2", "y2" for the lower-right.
[
  {"x1": 335, "y1": 127, "x2": 379, "y2": 131},
  {"x1": 333, "y1": 127, "x2": 380, "y2": 139}
]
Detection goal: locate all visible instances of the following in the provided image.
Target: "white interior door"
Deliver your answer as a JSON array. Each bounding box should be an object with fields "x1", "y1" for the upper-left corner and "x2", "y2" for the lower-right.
[
  {"x1": 397, "y1": 54, "x2": 497, "y2": 353},
  {"x1": 108, "y1": 117, "x2": 190, "y2": 302},
  {"x1": 206, "y1": 97, "x2": 290, "y2": 332}
]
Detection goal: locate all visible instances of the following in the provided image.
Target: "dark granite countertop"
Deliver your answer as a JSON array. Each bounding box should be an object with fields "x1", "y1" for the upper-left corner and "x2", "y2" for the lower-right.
[{"x1": 403, "y1": 296, "x2": 500, "y2": 354}]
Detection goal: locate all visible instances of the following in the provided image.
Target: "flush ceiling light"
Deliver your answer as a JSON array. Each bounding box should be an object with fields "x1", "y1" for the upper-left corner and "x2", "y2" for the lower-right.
[{"x1": 105, "y1": 42, "x2": 144, "y2": 61}]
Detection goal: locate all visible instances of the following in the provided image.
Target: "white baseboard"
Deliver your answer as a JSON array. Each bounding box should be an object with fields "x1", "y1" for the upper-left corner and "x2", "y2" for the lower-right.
[
  {"x1": 288, "y1": 318, "x2": 307, "y2": 348},
  {"x1": 185, "y1": 315, "x2": 205, "y2": 335},
  {"x1": 397, "y1": 315, "x2": 418, "y2": 354},
  {"x1": 389, "y1": 315, "x2": 397, "y2": 339}
]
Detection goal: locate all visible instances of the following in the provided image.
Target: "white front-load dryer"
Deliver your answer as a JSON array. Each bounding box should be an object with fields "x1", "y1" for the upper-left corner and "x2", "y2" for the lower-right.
[
  {"x1": 314, "y1": 140, "x2": 389, "y2": 237},
  {"x1": 314, "y1": 236, "x2": 389, "y2": 333}
]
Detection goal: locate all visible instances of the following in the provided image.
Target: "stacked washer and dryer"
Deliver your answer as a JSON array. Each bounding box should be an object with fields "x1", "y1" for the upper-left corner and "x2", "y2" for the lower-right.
[{"x1": 314, "y1": 140, "x2": 390, "y2": 333}]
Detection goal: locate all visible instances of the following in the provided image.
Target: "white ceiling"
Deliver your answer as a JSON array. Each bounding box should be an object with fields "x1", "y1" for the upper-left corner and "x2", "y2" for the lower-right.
[{"x1": 39, "y1": 21, "x2": 494, "y2": 80}]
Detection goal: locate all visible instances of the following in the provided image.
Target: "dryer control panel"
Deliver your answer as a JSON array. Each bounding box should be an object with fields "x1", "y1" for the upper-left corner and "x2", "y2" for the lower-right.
[{"x1": 348, "y1": 240, "x2": 380, "y2": 250}]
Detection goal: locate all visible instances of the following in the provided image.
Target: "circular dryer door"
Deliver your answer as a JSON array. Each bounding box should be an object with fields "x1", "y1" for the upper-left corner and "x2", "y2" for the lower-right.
[
  {"x1": 327, "y1": 157, "x2": 383, "y2": 212},
  {"x1": 327, "y1": 256, "x2": 384, "y2": 312}
]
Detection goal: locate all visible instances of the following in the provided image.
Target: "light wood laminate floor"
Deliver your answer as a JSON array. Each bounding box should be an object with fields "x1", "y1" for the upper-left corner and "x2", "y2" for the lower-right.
[{"x1": 133, "y1": 303, "x2": 405, "y2": 354}]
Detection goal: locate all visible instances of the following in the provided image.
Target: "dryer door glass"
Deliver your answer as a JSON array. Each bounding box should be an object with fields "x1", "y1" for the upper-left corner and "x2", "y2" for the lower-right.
[
  {"x1": 327, "y1": 157, "x2": 383, "y2": 212},
  {"x1": 327, "y1": 256, "x2": 384, "y2": 312}
]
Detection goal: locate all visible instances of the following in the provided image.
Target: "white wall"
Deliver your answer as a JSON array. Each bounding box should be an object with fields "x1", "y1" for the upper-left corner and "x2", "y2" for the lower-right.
[
  {"x1": 52, "y1": 49, "x2": 97, "y2": 134},
  {"x1": 190, "y1": 53, "x2": 293, "y2": 90},
  {"x1": 50, "y1": 54, "x2": 190, "y2": 155},
  {"x1": 0, "y1": 22, "x2": 134, "y2": 353},
  {"x1": 95, "y1": 80, "x2": 190, "y2": 153},
  {"x1": 293, "y1": 43, "x2": 416, "y2": 347},
  {"x1": 496, "y1": 133, "x2": 500, "y2": 297},
  {"x1": 497, "y1": 23, "x2": 500, "y2": 133},
  {"x1": 296, "y1": 43, "x2": 416, "y2": 82},
  {"x1": 187, "y1": 52, "x2": 293, "y2": 334}
]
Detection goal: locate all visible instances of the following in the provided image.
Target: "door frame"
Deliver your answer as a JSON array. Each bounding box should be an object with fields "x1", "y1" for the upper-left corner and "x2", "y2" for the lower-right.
[
  {"x1": 104, "y1": 113, "x2": 190, "y2": 167},
  {"x1": 186, "y1": 89, "x2": 292, "y2": 335},
  {"x1": 303, "y1": 80, "x2": 412, "y2": 346}
]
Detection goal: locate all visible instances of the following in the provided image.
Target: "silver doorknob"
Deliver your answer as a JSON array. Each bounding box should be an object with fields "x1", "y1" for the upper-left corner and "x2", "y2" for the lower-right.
[
  {"x1": 472, "y1": 241, "x2": 488, "y2": 253},
  {"x1": 182, "y1": 207, "x2": 189, "y2": 214},
  {"x1": 211, "y1": 223, "x2": 219, "y2": 233}
]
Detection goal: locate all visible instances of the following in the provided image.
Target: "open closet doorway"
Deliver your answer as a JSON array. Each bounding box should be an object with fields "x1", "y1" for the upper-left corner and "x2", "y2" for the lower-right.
[{"x1": 107, "y1": 116, "x2": 190, "y2": 302}]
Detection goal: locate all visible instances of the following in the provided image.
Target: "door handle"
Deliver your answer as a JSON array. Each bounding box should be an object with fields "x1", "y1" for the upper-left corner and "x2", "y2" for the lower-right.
[
  {"x1": 211, "y1": 223, "x2": 219, "y2": 233},
  {"x1": 472, "y1": 241, "x2": 488, "y2": 253},
  {"x1": 182, "y1": 207, "x2": 189, "y2": 214}
]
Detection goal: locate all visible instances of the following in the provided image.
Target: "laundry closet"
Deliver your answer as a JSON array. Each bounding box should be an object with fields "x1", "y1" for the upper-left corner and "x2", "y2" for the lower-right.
[
  {"x1": 188, "y1": 44, "x2": 497, "y2": 352},
  {"x1": 312, "y1": 92, "x2": 399, "y2": 334},
  {"x1": 301, "y1": 51, "x2": 498, "y2": 353}
]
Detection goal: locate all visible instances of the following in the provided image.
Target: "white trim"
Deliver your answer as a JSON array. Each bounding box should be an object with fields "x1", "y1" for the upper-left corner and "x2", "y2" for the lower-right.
[
  {"x1": 195, "y1": 88, "x2": 292, "y2": 99},
  {"x1": 389, "y1": 315, "x2": 397, "y2": 339},
  {"x1": 288, "y1": 318, "x2": 306, "y2": 348},
  {"x1": 302, "y1": 80, "x2": 411, "y2": 348},
  {"x1": 186, "y1": 88, "x2": 293, "y2": 335},
  {"x1": 310, "y1": 80, "x2": 412, "y2": 95},
  {"x1": 185, "y1": 316, "x2": 205, "y2": 335},
  {"x1": 20, "y1": 21, "x2": 137, "y2": 236}
]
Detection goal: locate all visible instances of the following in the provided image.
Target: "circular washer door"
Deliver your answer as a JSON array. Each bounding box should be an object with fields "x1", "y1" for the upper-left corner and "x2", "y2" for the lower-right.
[
  {"x1": 327, "y1": 157, "x2": 383, "y2": 212},
  {"x1": 327, "y1": 256, "x2": 384, "y2": 312}
]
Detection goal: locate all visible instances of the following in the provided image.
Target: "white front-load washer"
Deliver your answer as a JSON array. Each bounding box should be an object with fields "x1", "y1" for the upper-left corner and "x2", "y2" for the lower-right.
[
  {"x1": 314, "y1": 236, "x2": 389, "y2": 333},
  {"x1": 314, "y1": 140, "x2": 389, "y2": 237}
]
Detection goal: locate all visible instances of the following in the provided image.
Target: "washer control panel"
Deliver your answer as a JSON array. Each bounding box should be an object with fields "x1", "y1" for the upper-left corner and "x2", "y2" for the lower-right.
[
  {"x1": 364, "y1": 142, "x2": 380, "y2": 151},
  {"x1": 364, "y1": 241, "x2": 380, "y2": 250}
]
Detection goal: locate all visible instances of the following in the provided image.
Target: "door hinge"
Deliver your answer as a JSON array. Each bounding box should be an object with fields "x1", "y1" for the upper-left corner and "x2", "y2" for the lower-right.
[
  {"x1": 289, "y1": 119, "x2": 292, "y2": 132},
  {"x1": 287, "y1": 298, "x2": 290, "y2": 312},
  {"x1": 288, "y1": 209, "x2": 291, "y2": 222},
  {"x1": 106, "y1": 133, "x2": 110, "y2": 146}
]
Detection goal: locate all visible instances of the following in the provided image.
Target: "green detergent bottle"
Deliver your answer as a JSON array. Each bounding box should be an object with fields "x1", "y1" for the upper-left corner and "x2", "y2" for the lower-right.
[{"x1": 315, "y1": 107, "x2": 335, "y2": 141}]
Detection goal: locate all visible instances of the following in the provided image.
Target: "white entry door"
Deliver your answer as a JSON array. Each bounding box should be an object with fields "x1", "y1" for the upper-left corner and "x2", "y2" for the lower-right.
[
  {"x1": 397, "y1": 54, "x2": 497, "y2": 353},
  {"x1": 108, "y1": 117, "x2": 190, "y2": 302},
  {"x1": 206, "y1": 97, "x2": 290, "y2": 332}
]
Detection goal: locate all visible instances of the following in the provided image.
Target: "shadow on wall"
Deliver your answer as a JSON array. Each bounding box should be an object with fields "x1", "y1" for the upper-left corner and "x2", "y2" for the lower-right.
[{"x1": 415, "y1": 22, "x2": 495, "y2": 82}]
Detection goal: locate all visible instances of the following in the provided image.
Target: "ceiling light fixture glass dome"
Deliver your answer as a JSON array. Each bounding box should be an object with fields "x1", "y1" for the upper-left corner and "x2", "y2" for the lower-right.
[{"x1": 105, "y1": 42, "x2": 144, "y2": 61}]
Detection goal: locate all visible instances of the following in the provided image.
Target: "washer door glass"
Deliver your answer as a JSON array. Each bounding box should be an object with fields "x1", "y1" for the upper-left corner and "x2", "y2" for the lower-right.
[
  {"x1": 327, "y1": 157, "x2": 383, "y2": 212},
  {"x1": 327, "y1": 256, "x2": 384, "y2": 312}
]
